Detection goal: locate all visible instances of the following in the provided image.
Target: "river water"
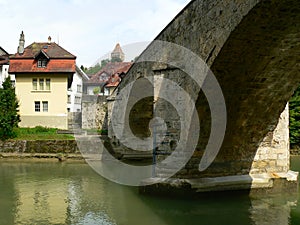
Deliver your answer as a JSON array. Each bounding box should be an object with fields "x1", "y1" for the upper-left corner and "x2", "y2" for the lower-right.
[{"x1": 0, "y1": 157, "x2": 300, "y2": 225}]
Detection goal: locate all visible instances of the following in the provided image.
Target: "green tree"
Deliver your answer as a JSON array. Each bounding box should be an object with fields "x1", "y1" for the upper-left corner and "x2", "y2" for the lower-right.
[
  {"x1": 93, "y1": 87, "x2": 100, "y2": 95},
  {"x1": 111, "y1": 57, "x2": 122, "y2": 63},
  {"x1": 80, "y1": 65, "x2": 87, "y2": 72},
  {"x1": 85, "y1": 63, "x2": 101, "y2": 75},
  {"x1": 100, "y1": 59, "x2": 110, "y2": 68},
  {"x1": 0, "y1": 76, "x2": 21, "y2": 140},
  {"x1": 290, "y1": 86, "x2": 300, "y2": 148}
]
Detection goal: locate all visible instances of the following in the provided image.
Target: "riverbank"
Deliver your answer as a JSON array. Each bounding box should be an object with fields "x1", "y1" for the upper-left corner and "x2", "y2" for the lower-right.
[
  {"x1": 0, "y1": 139, "x2": 83, "y2": 162},
  {"x1": 0, "y1": 152, "x2": 84, "y2": 162}
]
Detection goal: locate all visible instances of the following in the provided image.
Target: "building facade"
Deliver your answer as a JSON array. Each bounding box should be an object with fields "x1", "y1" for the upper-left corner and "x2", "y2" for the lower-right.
[
  {"x1": 9, "y1": 32, "x2": 76, "y2": 129},
  {"x1": 67, "y1": 66, "x2": 89, "y2": 112},
  {"x1": 0, "y1": 47, "x2": 15, "y2": 86}
]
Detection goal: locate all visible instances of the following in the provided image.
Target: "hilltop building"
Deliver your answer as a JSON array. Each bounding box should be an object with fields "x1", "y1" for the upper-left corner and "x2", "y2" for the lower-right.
[
  {"x1": 111, "y1": 43, "x2": 125, "y2": 62},
  {"x1": 84, "y1": 43, "x2": 132, "y2": 96}
]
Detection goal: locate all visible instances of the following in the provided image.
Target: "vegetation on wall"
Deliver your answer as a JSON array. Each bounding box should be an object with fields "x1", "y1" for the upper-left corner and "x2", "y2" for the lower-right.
[
  {"x1": 290, "y1": 86, "x2": 300, "y2": 149},
  {"x1": 0, "y1": 76, "x2": 21, "y2": 140}
]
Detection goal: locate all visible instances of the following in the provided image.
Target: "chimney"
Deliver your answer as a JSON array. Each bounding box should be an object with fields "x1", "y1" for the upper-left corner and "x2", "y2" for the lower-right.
[
  {"x1": 48, "y1": 36, "x2": 51, "y2": 44},
  {"x1": 17, "y1": 31, "x2": 25, "y2": 54}
]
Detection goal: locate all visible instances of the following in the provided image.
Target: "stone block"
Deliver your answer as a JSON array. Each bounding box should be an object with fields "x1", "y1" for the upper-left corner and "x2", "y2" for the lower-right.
[{"x1": 277, "y1": 160, "x2": 288, "y2": 167}]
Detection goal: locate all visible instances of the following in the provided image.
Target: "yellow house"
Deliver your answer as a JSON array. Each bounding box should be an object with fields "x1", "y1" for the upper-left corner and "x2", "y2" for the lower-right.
[{"x1": 9, "y1": 32, "x2": 76, "y2": 129}]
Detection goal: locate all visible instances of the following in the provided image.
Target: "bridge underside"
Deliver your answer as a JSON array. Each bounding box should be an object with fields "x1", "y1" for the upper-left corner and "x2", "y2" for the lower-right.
[{"x1": 108, "y1": 0, "x2": 300, "y2": 192}]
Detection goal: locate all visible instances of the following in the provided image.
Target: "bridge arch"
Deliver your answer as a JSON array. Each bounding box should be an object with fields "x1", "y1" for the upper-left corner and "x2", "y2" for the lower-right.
[{"x1": 111, "y1": 0, "x2": 300, "y2": 188}]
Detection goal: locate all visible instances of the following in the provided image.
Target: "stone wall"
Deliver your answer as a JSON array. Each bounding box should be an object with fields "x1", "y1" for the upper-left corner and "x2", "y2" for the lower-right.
[
  {"x1": 68, "y1": 112, "x2": 82, "y2": 130},
  {"x1": 0, "y1": 140, "x2": 79, "y2": 154},
  {"x1": 251, "y1": 104, "x2": 290, "y2": 174},
  {"x1": 82, "y1": 95, "x2": 108, "y2": 130}
]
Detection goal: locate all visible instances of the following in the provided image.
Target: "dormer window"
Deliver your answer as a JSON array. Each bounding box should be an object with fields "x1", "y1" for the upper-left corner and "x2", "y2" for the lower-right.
[
  {"x1": 35, "y1": 50, "x2": 49, "y2": 68},
  {"x1": 37, "y1": 58, "x2": 48, "y2": 68}
]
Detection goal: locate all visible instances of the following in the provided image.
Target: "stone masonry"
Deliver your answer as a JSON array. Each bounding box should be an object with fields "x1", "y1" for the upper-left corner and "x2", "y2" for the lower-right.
[
  {"x1": 82, "y1": 95, "x2": 108, "y2": 130},
  {"x1": 106, "y1": 0, "x2": 300, "y2": 188}
]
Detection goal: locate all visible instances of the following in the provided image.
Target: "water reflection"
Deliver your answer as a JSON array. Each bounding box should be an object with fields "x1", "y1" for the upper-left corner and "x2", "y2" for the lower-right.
[
  {"x1": 250, "y1": 194, "x2": 297, "y2": 225},
  {"x1": 0, "y1": 159, "x2": 299, "y2": 225}
]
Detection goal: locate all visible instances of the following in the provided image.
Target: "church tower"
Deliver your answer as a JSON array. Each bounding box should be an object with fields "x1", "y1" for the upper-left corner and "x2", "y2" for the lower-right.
[{"x1": 111, "y1": 43, "x2": 125, "y2": 62}]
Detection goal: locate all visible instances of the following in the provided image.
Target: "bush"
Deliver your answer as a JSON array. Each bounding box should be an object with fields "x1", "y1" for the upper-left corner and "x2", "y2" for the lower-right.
[{"x1": 0, "y1": 77, "x2": 20, "y2": 140}]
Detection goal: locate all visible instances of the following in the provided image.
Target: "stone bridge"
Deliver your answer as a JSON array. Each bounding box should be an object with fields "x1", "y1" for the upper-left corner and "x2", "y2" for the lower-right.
[{"x1": 107, "y1": 0, "x2": 300, "y2": 193}]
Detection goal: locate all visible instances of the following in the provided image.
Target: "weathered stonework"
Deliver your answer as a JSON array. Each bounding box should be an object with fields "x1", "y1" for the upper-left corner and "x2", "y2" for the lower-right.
[
  {"x1": 106, "y1": 0, "x2": 300, "y2": 192},
  {"x1": 0, "y1": 140, "x2": 79, "y2": 154},
  {"x1": 251, "y1": 104, "x2": 290, "y2": 174},
  {"x1": 82, "y1": 95, "x2": 108, "y2": 130},
  {"x1": 68, "y1": 112, "x2": 82, "y2": 130},
  {"x1": 0, "y1": 140, "x2": 27, "y2": 153}
]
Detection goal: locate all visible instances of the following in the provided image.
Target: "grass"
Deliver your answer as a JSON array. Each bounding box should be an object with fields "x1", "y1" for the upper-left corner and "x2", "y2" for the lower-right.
[{"x1": 13, "y1": 126, "x2": 74, "y2": 140}]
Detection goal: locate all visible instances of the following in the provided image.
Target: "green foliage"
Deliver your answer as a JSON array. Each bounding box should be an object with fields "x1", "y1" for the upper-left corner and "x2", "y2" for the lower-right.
[
  {"x1": 16, "y1": 126, "x2": 57, "y2": 135},
  {"x1": 93, "y1": 87, "x2": 100, "y2": 95},
  {"x1": 84, "y1": 58, "x2": 114, "y2": 75},
  {"x1": 111, "y1": 57, "x2": 122, "y2": 63},
  {"x1": 14, "y1": 126, "x2": 74, "y2": 140},
  {"x1": 0, "y1": 77, "x2": 20, "y2": 140},
  {"x1": 290, "y1": 86, "x2": 300, "y2": 148},
  {"x1": 100, "y1": 130, "x2": 108, "y2": 135},
  {"x1": 80, "y1": 65, "x2": 87, "y2": 72},
  {"x1": 85, "y1": 63, "x2": 102, "y2": 75},
  {"x1": 100, "y1": 59, "x2": 110, "y2": 68}
]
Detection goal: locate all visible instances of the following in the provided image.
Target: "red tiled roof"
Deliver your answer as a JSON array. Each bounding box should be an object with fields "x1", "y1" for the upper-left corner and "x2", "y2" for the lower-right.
[
  {"x1": 0, "y1": 55, "x2": 9, "y2": 66},
  {"x1": 9, "y1": 42, "x2": 76, "y2": 73},
  {"x1": 87, "y1": 62, "x2": 132, "y2": 84},
  {"x1": 10, "y1": 42, "x2": 76, "y2": 59},
  {"x1": 105, "y1": 73, "x2": 121, "y2": 88},
  {"x1": 9, "y1": 59, "x2": 76, "y2": 73},
  {"x1": 0, "y1": 47, "x2": 9, "y2": 65}
]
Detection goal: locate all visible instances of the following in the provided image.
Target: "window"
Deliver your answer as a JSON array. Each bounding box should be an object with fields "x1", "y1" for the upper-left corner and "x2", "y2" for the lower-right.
[
  {"x1": 33, "y1": 78, "x2": 37, "y2": 90},
  {"x1": 39, "y1": 78, "x2": 44, "y2": 90},
  {"x1": 32, "y1": 78, "x2": 50, "y2": 91},
  {"x1": 67, "y1": 95, "x2": 71, "y2": 103},
  {"x1": 37, "y1": 59, "x2": 48, "y2": 68},
  {"x1": 46, "y1": 79, "x2": 51, "y2": 90},
  {"x1": 42, "y1": 101, "x2": 48, "y2": 112},
  {"x1": 77, "y1": 84, "x2": 82, "y2": 93},
  {"x1": 35, "y1": 101, "x2": 40, "y2": 112},
  {"x1": 75, "y1": 96, "x2": 81, "y2": 104}
]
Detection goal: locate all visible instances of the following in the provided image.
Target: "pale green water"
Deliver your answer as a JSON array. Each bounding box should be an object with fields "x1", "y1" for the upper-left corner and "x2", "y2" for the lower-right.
[{"x1": 0, "y1": 158, "x2": 300, "y2": 225}]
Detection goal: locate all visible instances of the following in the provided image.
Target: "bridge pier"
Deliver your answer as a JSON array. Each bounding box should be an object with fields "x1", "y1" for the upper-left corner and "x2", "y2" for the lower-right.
[
  {"x1": 139, "y1": 105, "x2": 298, "y2": 195},
  {"x1": 140, "y1": 171, "x2": 298, "y2": 197},
  {"x1": 250, "y1": 104, "x2": 290, "y2": 175}
]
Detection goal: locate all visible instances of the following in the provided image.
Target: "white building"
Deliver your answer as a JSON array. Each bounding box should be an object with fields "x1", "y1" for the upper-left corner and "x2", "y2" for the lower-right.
[
  {"x1": 0, "y1": 47, "x2": 15, "y2": 86},
  {"x1": 67, "y1": 66, "x2": 89, "y2": 112}
]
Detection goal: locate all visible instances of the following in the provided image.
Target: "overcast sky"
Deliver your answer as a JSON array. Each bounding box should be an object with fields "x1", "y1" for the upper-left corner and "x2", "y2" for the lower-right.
[{"x1": 0, "y1": 0, "x2": 190, "y2": 67}]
